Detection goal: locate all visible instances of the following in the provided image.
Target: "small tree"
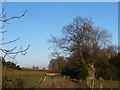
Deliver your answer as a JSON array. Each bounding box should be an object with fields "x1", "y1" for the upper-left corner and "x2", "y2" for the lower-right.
[{"x1": 48, "y1": 56, "x2": 66, "y2": 71}]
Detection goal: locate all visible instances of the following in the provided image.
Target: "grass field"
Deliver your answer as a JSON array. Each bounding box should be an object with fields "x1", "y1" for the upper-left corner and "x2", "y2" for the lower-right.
[
  {"x1": 2, "y1": 67, "x2": 65, "y2": 88},
  {"x1": 2, "y1": 67, "x2": 120, "y2": 88},
  {"x1": 102, "y1": 80, "x2": 119, "y2": 88}
]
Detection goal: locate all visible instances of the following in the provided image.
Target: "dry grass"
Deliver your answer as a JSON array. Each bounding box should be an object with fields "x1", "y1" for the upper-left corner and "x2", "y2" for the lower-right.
[
  {"x1": 2, "y1": 67, "x2": 120, "y2": 88},
  {"x1": 2, "y1": 67, "x2": 64, "y2": 88}
]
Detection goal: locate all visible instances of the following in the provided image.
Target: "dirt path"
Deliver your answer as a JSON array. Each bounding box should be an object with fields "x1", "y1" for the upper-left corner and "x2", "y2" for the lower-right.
[{"x1": 46, "y1": 79, "x2": 88, "y2": 88}]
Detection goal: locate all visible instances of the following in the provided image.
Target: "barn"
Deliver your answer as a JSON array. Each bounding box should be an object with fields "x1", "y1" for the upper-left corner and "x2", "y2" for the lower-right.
[{"x1": 46, "y1": 70, "x2": 61, "y2": 76}]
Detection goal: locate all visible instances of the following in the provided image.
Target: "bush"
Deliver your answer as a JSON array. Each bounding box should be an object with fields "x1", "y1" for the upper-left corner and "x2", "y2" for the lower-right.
[
  {"x1": 62, "y1": 60, "x2": 88, "y2": 80},
  {"x1": 2, "y1": 60, "x2": 22, "y2": 70},
  {"x1": 16, "y1": 65, "x2": 21, "y2": 70}
]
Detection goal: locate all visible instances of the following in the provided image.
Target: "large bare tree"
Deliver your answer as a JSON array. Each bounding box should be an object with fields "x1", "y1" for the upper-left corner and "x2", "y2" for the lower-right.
[{"x1": 49, "y1": 16, "x2": 112, "y2": 88}]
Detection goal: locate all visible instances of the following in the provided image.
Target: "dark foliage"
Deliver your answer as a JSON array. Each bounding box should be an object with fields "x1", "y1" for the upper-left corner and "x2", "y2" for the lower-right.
[
  {"x1": 62, "y1": 60, "x2": 88, "y2": 80},
  {"x1": 2, "y1": 59, "x2": 21, "y2": 70},
  {"x1": 109, "y1": 53, "x2": 120, "y2": 80}
]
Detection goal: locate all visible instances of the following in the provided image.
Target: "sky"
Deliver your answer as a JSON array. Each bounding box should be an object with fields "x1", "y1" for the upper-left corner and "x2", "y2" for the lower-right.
[
  {"x1": 1, "y1": 2, "x2": 118, "y2": 69},
  {"x1": 0, "y1": 0, "x2": 119, "y2": 2}
]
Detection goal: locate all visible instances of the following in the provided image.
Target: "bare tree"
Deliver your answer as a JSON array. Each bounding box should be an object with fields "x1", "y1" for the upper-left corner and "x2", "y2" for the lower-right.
[
  {"x1": 0, "y1": 8, "x2": 30, "y2": 60},
  {"x1": 49, "y1": 16, "x2": 111, "y2": 65},
  {"x1": 0, "y1": 8, "x2": 30, "y2": 88},
  {"x1": 49, "y1": 16, "x2": 112, "y2": 88}
]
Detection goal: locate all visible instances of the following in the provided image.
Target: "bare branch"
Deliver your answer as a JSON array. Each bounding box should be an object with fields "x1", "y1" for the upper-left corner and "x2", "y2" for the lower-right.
[
  {"x1": 1, "y1": 45, "x2": 30, "y2": 55},
  {"x1": 2, "y1": 47, "x2": 17, "y2": 52},
  {"x1": 0, "y1": 10, "x2": 27, "y2": 22},
  {"x1": 0, "y1": 38, "x2": 19, "y2": 45}
]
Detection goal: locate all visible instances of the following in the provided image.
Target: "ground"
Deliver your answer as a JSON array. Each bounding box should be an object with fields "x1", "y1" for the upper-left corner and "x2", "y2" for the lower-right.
[{"x1": 2, "y1": 67, "x2": 120, "y2": 88}]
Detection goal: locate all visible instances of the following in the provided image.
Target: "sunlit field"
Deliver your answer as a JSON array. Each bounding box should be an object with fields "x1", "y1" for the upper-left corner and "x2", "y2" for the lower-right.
[
  {"x1": 2, "y1": 67, "x2": 119, "y2": 88},
  {"x1": 2, "y1": 67, "x2": 65, "y2": 88}
]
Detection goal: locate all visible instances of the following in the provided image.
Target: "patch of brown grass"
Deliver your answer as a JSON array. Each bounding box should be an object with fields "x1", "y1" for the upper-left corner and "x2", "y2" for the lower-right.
[{"x1": 46, "y1": 79, "x2": 88, "y2": 88}]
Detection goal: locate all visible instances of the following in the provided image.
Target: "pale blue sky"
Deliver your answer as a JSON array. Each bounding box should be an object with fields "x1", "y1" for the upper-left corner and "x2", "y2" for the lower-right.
[
  {"x1": 1, "y1": 0, "x2": 119, "y2": 2},
  {"x1": 2, "y1": 2, "x2": 118, "y2": 69}
]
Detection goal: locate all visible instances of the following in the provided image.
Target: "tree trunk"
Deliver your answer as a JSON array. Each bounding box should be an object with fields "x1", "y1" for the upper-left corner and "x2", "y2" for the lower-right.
[{"x1": 86, "y1": 62, "x2": 96, "y2": 89}]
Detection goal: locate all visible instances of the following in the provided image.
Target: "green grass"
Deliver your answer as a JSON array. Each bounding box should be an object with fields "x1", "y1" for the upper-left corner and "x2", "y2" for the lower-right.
[
  {"x1": 102, "y1": 80, "x2": 119, "y2": 88},
  {"x1": 92, "y1": 79, "x2": 119, "y2": 88},
  {"x1": 2, "y1": 67, "x2": 120, "y2": 88},
  {"x1": 2, "y1": 67, "x2": 65, "y2": 88}
]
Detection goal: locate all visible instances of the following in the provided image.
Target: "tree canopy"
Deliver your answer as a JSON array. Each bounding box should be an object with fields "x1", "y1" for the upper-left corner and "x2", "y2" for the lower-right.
[{"x1": 48, "y1": 16, "x2": 118, "y2": 80}]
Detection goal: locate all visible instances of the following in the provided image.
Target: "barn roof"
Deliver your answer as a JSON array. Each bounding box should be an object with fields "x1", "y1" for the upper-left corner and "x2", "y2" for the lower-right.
[{"x1": 47, "y1": 70, "x2": 60, "y2": 73}]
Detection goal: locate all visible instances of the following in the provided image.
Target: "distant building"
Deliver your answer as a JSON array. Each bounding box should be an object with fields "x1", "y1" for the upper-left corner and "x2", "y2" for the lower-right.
[{"x1": 46, "y1": 70, "x2": 60, "y2": 76}]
